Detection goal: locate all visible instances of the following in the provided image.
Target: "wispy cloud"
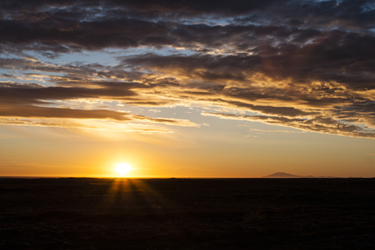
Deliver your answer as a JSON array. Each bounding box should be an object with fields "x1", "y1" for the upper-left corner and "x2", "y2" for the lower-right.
[
  {"x1": 250, "y1": 129, "x2": 304, "y2": 133},
  {"x1": 0, "y1": 118, "x2": 173, "y2": 134},
  {"x1": 202, "y1": 112, "x2": 375, "y2": 139}
]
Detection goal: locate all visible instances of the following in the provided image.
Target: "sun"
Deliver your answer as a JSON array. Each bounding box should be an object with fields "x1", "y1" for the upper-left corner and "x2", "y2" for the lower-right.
[{"x1": 115, "y1": 163, "x2": 132, "y2": 176}]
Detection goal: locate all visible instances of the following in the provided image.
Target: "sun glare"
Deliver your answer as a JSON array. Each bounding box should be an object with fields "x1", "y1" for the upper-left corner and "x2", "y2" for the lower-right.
[{"x1": 115, "y1": 163, "x2": 132, "y2": 176}]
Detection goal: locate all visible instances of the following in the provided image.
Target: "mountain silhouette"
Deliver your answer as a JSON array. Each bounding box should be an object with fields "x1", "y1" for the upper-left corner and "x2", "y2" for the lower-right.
[
  {"x1": 262, "y1": 172, "x2": 338, "y2": 178},
  {"x1": 262, "y1": 172, "x2": 303, "y2": 178}
]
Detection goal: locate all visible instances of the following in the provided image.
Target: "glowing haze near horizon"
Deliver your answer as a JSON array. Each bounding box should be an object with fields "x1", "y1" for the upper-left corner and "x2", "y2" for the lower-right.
[{"x1": 1, "y1": 0, "x2": 375, "y2": 178}]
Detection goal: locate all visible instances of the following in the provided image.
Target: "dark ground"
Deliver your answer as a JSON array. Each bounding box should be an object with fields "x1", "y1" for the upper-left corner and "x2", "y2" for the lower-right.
[{"x1": 1, "y1": 178, "x2": 375, "y2": 250}]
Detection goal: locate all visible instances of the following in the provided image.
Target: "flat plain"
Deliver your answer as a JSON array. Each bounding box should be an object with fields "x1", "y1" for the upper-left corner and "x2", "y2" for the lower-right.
[{"x1": 1, "y1": 178, "x2": 375, "y2": 249}]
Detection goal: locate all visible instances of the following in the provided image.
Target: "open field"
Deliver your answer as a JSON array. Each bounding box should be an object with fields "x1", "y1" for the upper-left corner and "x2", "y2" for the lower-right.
[{"x1": 1, "y1": 178, "x2": 375, "y2": 249}]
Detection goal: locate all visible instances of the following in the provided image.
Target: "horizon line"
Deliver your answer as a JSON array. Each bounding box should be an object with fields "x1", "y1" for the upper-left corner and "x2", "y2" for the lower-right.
[{"x1": 1, "y1": 176, "x2": 374, "y2": 179}]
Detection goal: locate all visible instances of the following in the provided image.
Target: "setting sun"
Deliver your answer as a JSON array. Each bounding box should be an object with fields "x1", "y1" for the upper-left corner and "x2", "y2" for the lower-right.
[{"x1": 115, "y1": 163, "x2": 132, "y2": 176}]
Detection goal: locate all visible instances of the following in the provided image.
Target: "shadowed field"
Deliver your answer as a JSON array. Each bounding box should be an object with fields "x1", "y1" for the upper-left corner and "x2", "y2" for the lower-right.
[{"x1": 1, "y1": 178, "x2": 375, "y2": 249}]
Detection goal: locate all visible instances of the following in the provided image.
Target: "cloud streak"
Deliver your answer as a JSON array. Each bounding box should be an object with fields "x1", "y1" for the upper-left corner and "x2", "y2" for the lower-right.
[
  {"x1": 0, "y1": 81, "x2": 199, "y2": 128},
  {"x1": 203, "y1": 112, "x2": 375, "y2": 139}
]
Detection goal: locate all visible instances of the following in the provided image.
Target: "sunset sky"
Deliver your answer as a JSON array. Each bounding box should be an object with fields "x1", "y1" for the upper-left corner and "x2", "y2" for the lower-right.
[{"x1": 1, "y1": 0, "x2": 375, "y2": 177}]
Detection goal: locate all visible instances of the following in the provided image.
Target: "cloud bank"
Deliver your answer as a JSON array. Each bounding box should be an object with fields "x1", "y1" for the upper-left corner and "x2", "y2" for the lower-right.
[{"x1": 1, "y1": 0, "x2": 375, "y2": 138}]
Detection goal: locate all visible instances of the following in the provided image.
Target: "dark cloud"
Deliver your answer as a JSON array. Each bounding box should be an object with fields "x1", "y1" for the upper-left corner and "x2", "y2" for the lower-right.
[
  {"x1": 1, "y1": 1, "x2": 374, "y2": 55},
  {"x1": 1, "y1": 0, "x2": 374, "y2": 27},
  {"x1": 1, "y1": 0, "x2": 375, "y2": 138},
  {"x1": 0, "y1": 0, "x2": 285, "y2": 17},
  {"x1": 0, "y1": 81, "x2": 198, "y2": 127}
]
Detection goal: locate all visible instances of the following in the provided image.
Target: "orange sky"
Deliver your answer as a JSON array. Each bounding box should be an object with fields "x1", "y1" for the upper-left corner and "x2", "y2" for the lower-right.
[{"x1": 1, "y1": 0, "x2": 375, "y2": 178}]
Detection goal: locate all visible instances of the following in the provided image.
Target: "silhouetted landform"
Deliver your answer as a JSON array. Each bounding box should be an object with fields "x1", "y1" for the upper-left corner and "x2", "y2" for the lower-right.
[
  {"x1": 263, "y1": 172, "x2": 338, "y2": 178},
  {"x1": 1, "y1": 178, "x2": 375, "y2": 249},
  {"x1": 263, "y1": 172, "x2": 303, "y2": 178}
]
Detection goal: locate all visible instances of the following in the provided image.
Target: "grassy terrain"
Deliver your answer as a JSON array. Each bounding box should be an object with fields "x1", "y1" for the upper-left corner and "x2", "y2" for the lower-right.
[{"x1": 1, "y1": 178, "x2": 375, "y2": 249}]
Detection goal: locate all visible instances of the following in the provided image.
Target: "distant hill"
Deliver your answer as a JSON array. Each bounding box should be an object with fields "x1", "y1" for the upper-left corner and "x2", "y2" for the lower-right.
[
  {"x1": 262, "y1": 172, "x2": 303, "y2": 178},
  {"x1": 262, "y1": 172, "x2": 338, "y2": 178}
]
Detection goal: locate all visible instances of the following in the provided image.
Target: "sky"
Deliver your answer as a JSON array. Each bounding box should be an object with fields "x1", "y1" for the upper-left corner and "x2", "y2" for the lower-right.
[{"x1": 1, "y1": 0, "x2": 375, "y2": 178}]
